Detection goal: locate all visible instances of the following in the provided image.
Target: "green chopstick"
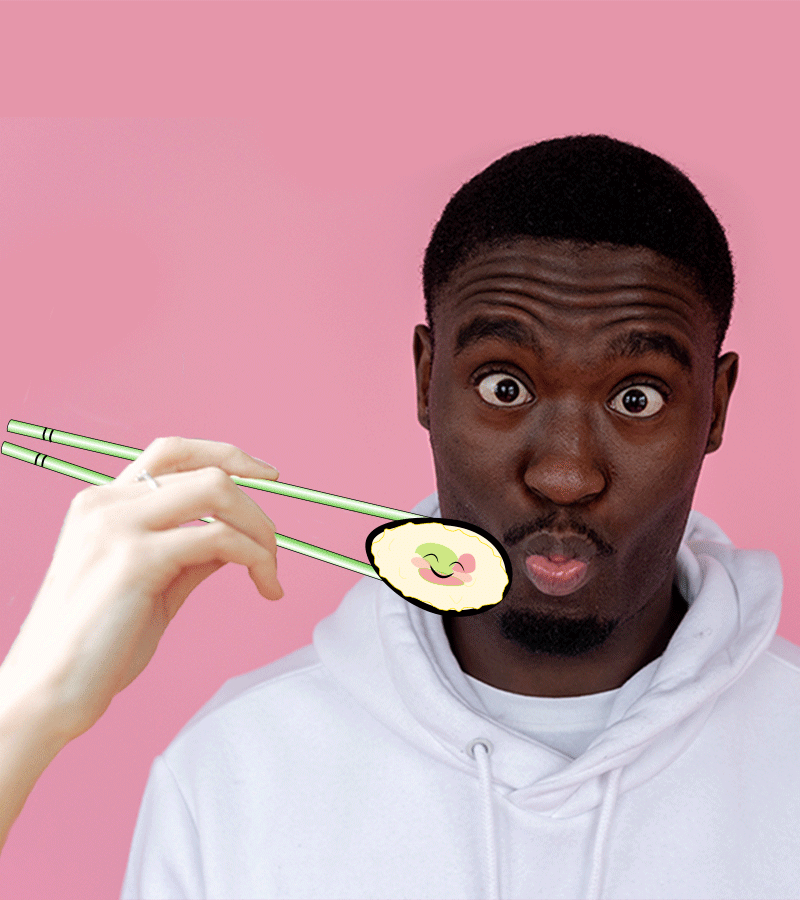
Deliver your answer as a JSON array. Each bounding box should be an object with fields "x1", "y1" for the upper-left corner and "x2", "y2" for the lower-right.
[
  {"x1": 7, "y1": 420, "x2": 417, "y2": 521},
  {"x1": 3, "y1": 418, "x2": 435, "y2": 581},
  {"x1": 2, "y1": 439, "x2": 377, "y2": 580}
]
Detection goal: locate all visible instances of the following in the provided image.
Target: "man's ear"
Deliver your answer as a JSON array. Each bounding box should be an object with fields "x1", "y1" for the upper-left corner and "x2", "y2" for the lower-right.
[
  {"x1": 705, "y1": 352, "x2": 739, "y2": 454},
  {"x1": 413, "y1": 324, "x2": 432, "y2": 431}
]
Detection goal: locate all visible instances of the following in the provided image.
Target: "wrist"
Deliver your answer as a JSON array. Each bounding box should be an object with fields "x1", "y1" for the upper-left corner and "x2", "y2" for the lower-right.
[
  {"x1": 0, "y1": 661, "x2": 75, "y2": 755},
  {"x1": 0, "y1": 669, "x2": 72, "y2": 853}
]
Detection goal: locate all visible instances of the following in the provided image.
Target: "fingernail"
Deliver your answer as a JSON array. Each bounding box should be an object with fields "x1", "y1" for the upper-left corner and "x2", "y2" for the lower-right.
[{"x1": 254, "y1": 457, "x2": 279, "y2": 473}]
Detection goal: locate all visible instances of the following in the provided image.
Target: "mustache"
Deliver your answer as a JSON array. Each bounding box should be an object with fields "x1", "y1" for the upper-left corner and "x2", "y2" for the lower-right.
[{"x1": 503, "y1": 511, "x2": 615, "y2": 558}]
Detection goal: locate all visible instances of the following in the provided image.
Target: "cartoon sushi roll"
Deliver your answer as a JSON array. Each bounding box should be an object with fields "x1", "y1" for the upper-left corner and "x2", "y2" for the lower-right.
[{"x1": 366, "y1": 518, "x2": 511, "y2": 614}]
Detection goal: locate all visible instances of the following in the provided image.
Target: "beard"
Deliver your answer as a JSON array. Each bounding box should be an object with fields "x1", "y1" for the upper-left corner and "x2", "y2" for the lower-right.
[{"x1": 497, "y1": 606, "x2": 620, "y2": 658}]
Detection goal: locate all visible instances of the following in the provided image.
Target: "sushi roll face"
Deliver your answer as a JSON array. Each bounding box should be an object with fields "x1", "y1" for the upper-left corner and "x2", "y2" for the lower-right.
[{"x1": 366, "y1": 518, "x2": 511, "y2": 614}]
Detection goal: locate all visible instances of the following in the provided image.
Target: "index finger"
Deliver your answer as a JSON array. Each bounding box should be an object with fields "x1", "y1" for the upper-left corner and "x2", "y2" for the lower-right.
[{"x1": 119, "y1": 436, "x2": 280, "y2": 484}]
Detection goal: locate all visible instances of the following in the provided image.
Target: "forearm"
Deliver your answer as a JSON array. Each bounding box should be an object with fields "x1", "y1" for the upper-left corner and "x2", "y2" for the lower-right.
[{"x1": 0, "y1": 672, "x2": 70, "y2": 855}]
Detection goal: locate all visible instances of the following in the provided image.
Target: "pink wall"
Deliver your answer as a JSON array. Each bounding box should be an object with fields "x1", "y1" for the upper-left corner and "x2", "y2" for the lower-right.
[{"x1": 1, "y1": 3, "x2": 797, "y2": 897}]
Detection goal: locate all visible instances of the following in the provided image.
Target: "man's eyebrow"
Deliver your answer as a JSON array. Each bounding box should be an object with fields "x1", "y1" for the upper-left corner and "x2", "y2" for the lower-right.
[
  {"x1": 453, "y1": 315, "x2": 693, "y2": 373},
  {"x1": 605, "y1": 330, "x2": 693, "y2": 373},
  {"x1": 454, "y1": 316, "x2": 543, "y2": 356}
]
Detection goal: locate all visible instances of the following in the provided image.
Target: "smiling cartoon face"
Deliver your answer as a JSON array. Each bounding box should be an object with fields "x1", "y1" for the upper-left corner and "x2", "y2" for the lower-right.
[
  {"x1": 366, "y1": 518, "x2": 511, "y2": 614},
  {"x1": 412, "y1": 543, "x2": 476, "y2": 585}
]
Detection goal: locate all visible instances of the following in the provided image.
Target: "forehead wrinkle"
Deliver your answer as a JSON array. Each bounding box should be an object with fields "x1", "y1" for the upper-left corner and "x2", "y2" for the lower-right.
[
  {"x1": 448, "y1": 266, "x2": 571, "y2": 300},
  {"x1": 443, "y1": 242, "x2": 704, "y2": 313},
  {"x1": 449, "y1": 275, "x2": 698, "y2": 312}
]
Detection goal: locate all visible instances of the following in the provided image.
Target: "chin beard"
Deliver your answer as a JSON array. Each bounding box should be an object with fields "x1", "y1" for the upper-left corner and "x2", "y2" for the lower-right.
[{"x1": 497, "y1": 607, "x2": 619, "y2": 658}]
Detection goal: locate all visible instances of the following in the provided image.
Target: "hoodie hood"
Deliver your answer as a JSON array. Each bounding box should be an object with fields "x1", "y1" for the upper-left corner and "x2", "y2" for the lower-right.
[{"x1": 316, "y1": 495, "x2": 781, "y2": 816}]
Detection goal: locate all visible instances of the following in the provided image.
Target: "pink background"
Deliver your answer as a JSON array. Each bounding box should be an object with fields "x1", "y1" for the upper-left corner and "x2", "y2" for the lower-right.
[{"x1": 1, "y1": 2, "x2": 798, "y2": 897}]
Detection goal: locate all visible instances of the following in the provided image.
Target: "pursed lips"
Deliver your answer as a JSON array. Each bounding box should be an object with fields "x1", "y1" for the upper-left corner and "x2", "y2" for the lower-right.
[{"x1": 518, "y1": 531, "x2": 601, "y2": 596}]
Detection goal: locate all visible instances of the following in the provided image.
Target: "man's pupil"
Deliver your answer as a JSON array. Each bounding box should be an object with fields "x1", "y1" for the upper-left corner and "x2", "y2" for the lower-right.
[
  {"x1": 495, "y1": 379, "x2": 519, "y2": 402},
  {"x1": 623, "y1": 388, "x2": 648, "y2": 412}
]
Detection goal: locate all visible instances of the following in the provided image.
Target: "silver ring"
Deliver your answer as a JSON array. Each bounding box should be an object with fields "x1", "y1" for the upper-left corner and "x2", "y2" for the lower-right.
[{"x1": 135, "y1": 469, "x2": 160, "y2": 491}]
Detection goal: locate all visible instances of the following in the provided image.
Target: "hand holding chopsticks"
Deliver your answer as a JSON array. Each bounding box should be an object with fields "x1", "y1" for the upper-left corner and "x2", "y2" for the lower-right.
[{"x1": 2, "y1": 432, "x2": 296, "y2": 745}]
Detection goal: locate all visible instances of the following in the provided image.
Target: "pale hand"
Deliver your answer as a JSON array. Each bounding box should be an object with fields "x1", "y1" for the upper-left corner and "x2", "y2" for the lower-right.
[{"x1": 0, "y1": 437, "x2": 282, "y2": 745}]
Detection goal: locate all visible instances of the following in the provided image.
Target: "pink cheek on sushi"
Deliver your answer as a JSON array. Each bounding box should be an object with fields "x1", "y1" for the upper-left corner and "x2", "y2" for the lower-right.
[
  {"x1": 457, "y1": 554, "x2": 476, "y2": 574},
  {"x1": 410, "y1": 554, "x2": 477, "y2": 586}
]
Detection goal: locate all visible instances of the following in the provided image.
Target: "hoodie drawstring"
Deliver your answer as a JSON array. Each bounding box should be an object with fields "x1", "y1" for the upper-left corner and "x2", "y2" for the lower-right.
[
  {"x1": 467, "y1": 737, "x2": 622, "y2": 900},
  {"x1": 585, "y1": 766, "x2": 622, "y2": 899},
  {"x1": 468, "y1": 739, "x2": 500, "y2": 900}
]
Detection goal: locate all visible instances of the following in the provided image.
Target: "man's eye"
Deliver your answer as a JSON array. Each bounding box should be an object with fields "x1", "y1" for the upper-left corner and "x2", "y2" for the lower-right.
[
  {"x1": 608, "y1": 385, "x2": 666, "y2": 418},
  {"x1": 476, "y1": 372, "x2": 532, "y2": 407}
]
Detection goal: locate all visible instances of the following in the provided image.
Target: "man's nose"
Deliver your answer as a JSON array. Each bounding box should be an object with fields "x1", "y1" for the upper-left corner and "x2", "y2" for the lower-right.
[{"x1": 522, "y1": 406, "x2": 607, "y2": 506}]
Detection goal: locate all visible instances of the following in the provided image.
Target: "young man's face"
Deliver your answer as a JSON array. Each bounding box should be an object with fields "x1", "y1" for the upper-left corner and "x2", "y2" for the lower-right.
[{"x1": 414, "y1": 238, "x2": 738, "y2": 664}]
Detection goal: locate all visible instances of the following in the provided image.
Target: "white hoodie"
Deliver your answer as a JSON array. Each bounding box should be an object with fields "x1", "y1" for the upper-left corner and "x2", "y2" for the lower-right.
[{"x1": 121, "y1": 495, "x2": 800, "y2": 900}]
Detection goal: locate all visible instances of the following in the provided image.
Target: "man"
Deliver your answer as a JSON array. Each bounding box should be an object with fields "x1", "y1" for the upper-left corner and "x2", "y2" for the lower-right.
[{"x1": 121, "y1": 136, "x2": 799, "y2": 899}]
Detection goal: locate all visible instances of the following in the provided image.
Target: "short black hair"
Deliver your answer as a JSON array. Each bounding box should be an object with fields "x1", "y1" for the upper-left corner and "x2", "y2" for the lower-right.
[{"x1": 422, "y1": 135, "x2": 734, "y2": 357}]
